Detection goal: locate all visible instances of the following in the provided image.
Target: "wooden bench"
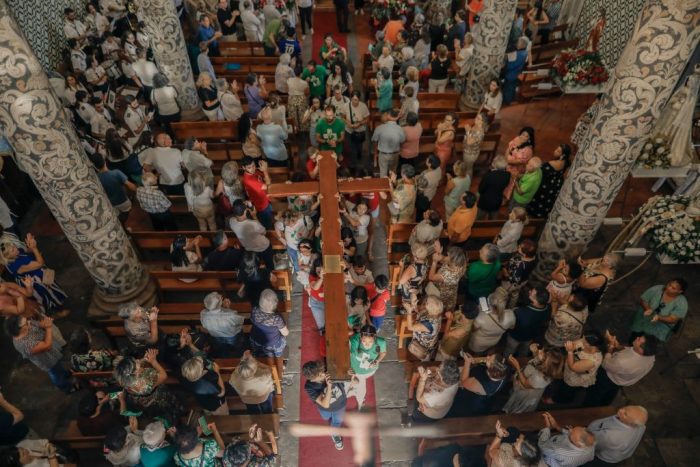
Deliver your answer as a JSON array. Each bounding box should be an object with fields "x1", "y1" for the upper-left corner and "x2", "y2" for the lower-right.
[
  {"x1": 166, "y1": 195, "x2": 289, "y2": 216},
  {"x1": 149, "y1": 270, "x2": 292, "y2": 302},
  {"x1": 219, "y1": 41, "x2": 266, "y2": 57},
  {"x1": 368, "y1": 92, "x2": 462, "y2": 112},
  {"x1": 417, "y1": 406, "x2": 616, "y2": 453},
  {"x1": 171, "y1": 118, "x2": 295, "y2": 142},
  {"x1": 54, "y1": 414, "x2": 280, "y2": 451},
  {"x1": 518, "y1": 72, "x2": 562, "y2": 100},
  {"x1": 156, "y1": 300, "x2": 291, "y2": 315},
  {"x1": 386, "y1": 219, "x2": 545, "y2": 254},
  {"x1": 211, "y1": 56, "x2": 280, "y2": 75},
  {"x1": 415, "y1": 133, "x2": 501, "y2": 165},
  {"x1": 532, "y1": 23, "x2": 569, "y2": 46},
  {"x1": 369, "y1": 111, "x2": 478, "y2": 132},
  {"x1": 528, "y1": 38, "x2": 579, "y2": 68}
]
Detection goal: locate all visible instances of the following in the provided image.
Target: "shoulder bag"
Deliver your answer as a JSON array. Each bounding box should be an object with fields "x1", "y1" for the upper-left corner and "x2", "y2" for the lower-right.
[{"x1": 348, "y1": 102, "x2": 366, "y2": 143}]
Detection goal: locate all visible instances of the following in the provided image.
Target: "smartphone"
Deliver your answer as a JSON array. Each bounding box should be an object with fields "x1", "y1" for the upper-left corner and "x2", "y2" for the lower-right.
[
  {"x1": 479, "y1": 296, "x2": 490, "y2": 313},
  {"x1": 198, "y1": 416, "x2": 212, "y2": 435},
  {"x1": 108, "y1": 391, "x2": 122, "y2": 400}
]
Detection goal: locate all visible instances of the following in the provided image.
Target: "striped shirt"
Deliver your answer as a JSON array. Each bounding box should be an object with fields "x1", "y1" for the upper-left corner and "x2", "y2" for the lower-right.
[
  {"x1": 538, "y1": 428, "x2": 595, "y2": 467},
  {"x1": 587, "y1": 416, "x2": 645, "y2": 463}
]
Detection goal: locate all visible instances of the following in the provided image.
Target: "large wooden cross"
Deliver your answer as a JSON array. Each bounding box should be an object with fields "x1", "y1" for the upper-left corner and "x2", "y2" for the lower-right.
[{"x1": 267, "y1": 151, "x2": 391, "y2": 380}]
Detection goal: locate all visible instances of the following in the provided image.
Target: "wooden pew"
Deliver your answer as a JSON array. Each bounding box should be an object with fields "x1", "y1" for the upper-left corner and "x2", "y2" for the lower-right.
[
  {"x1": 156, "y1": 300, "x2": 291, "y2": 315},
  {"x1": 368, "y1": 92, "x2": 461, "y2": 112},
  {"x1": 219, "y1": 41, "x2": 266, "y2": 56},
  {"x1": 210, "y1": 56, "x2": 280, "y2": 75},
  {"x1": 519, "y1": 73, "x2": 561, "y2": 100},
  {"x1": 166, "y1": 195, "x2": 288, "y2": 216},
  {"x1": 532, "y1": 23, "x2": 569, "y2": 46},
  {"x1": 170, "y1": 118, "x2": 295, "y2": 142},
  {"x1": 415, "y1": 133, "x2": 501, "y2": 165},
  {"x1": 149, "y1": 270, "x2": 292, "y2": 302},
  {"x1": 386, "y1": 219, "x2": 545, "y2": 254},
  {"x1": 528, "y1": 38, "x2": 579, "y2": 67},
  {"x1": 417, "y1": 406, "x2": 616, "y2": 453},
  {"x1": 54, "y1": 413, "x2": 280, "y2": 450},
  {"x1": 369, "y1": 111, "x2": 478, "y2": 132}
]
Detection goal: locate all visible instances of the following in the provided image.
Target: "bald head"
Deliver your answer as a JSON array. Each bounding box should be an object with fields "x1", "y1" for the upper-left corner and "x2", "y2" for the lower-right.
[
  {"x1": 526, "y1": 157, "x2": 542, "y2": 171},
  {"x1": 569, "y1": 427, "x2": 595, "y2": 448},
  {"x1": 617, "y1": 405, "x2": 648, "y2": 427}
]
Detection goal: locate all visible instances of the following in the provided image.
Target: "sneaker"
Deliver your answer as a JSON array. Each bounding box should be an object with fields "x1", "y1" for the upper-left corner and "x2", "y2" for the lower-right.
[{"x1": 332, "y1": 435, "x2": 344, "y2": 450}]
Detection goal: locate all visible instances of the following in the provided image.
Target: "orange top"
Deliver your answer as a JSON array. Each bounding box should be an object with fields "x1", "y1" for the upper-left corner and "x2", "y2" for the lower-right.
[
  {"x1": 447, "y1": 205, "x2": 478, "y2": 243},
  {"x1": 468, "y1": 0, "x2": 485, "y2": 28},
  {"x1": 384, "y1": 20, "x2": 405, "y2": 45}
]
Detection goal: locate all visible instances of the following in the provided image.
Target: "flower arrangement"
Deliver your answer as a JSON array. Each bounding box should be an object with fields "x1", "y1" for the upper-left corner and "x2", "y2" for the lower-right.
[
  {"x1": 370, "y1": 0, "x2": 415, "y2": 28},
  {"x1": 551, "y1": 49, "x2": 609, "y2": 87},
  {"x1": 637, "y1": 136, "x2": 672, "y2": 169},
  {"x1": 644, "y1": 196, "x2": 700, "y2": 263}
]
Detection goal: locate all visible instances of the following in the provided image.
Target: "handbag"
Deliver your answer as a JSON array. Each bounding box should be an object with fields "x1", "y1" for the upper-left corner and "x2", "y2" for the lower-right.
[
  {"x1": 216, "y1": 192, "x2": 234, "y2": 216},
  {"x1": 408, "y1": 338, "x2": 430, "y2": 361},
  {"x1": 42, "y1": 268, "x2": 56, "y2": 286},
  {"x1": 348, "y1": 101, "x2": 366, "y2": 143}
]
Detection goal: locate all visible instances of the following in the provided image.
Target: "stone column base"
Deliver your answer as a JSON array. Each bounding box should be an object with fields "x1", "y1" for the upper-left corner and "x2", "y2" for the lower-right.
[
  {"x1": 459, "y1": 94, "x2": 480, "y2": 111},
  {"x1": 87, "y1": 271, "x2": 158, "y2": 319}
]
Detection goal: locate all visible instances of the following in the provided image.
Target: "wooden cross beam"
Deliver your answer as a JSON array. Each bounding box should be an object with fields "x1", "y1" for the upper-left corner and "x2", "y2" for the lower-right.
[{"x1": 268, "y1": 151, "x2": 391, "y2": 380}]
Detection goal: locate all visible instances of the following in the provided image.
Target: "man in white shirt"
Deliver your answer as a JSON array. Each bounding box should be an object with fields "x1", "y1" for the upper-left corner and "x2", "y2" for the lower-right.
[
  {"x1": 132, "y1": 48, "x2": 158, "y2": 101},
  {"x1": 240, "y1": 1, "x2": 263, "y2": 42},
  {"x1": 142, "y1": 133, "x2": 186, "y2": 195},
  {"x1": 123, "y1": 95, "x2": 151, "y2": 145},
  {"x1": 584, "y1": 331, "x2": 658, "y2": 407},
  {"x1": 588, "y1": 405, "x2": 647, "y2": 464},
  {"x1": 200, "y1": 291, "x2": 246, "y2": 355},
  {"x1": 89, "y1": 99, "x2": 114, "y2": 140},
  {"x1": 181, "y1": 138, "x2": 214, "y2": 173},
  {"x1": 63, "y1": 8, "x2": 88, "y2": 48}
]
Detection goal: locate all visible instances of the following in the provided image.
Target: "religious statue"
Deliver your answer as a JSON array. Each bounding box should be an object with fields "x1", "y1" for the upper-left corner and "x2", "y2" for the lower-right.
[{"x1": 584, "y1": 7, "x2": 606, "y2": 53}]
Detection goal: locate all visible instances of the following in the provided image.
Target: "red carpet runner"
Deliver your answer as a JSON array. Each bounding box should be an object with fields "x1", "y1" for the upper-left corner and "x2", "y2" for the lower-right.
[{"x1": 298, "y1": 292, "x2": 381, "y2": 466}]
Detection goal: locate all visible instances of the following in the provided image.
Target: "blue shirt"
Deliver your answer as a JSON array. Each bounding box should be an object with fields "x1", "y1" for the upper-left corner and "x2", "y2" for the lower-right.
[
  {"x1": 98, "y1": 169, "x2": 128, "y2": 206},
  {"x1": 256, "y1": 122, "x2": 288, "y2": 161},
  {"x1": 505, "y1": 49, "x2": 528, "y2": 81},
  {"x1": 278, "y1": 38, "x2": 301, "y2": 58},
  {"x1": 197, "y1": 25, "x2": 218, "y2": 48}
]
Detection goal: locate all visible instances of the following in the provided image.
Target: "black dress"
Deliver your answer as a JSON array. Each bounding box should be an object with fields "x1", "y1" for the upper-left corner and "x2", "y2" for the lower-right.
[
  {"x1": 238, "y1": 267, "x2": 273, "y2": 307},
  {"x1": 448, "y1": 365, "x2": 506, "y2": 417},
  {"x1": 477, "y1": 169, "x2": 511, "y2": 213},
  {"x1": 527, "y1": 162, "x2": 565, "y2": 219}
]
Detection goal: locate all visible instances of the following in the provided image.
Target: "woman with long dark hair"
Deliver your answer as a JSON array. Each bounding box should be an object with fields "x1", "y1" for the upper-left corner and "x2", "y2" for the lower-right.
[
  {"x1": 326, "y1": 60, "x2": 353, "y2": 97},
  {"x1": 237, "y1": 251, "x2": 274, "y2": 307},
  {"x1": 170, "y1": 234, "x2": 203, "y2": 282},
  {"x1": 504, "y1": 127, "x2": 535, "y2": 200},
  {"x1": 527, "y1": 143, "x2": 572, "y2": 219},
  {"x1": 105, "y1": 128, "x2": 142, "y2": 183}
]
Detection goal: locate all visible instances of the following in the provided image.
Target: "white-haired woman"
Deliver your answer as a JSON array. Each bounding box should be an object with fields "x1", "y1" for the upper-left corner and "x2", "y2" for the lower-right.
[
  {"x1": 184, "y1": 168, "x2": 216, "y2": 231},
  {"x1": 575, "y1": 253, "x2": 620, "y2": 313},
  {"x1": 477, "y1": 156, "x2": 511, "y2": 220},
  {"x1": 196, "y1": 72, "x2": 223, "y2": 121},
  {"x1": 228, "y1": 350, "x2": 276, "y2": 414},
  {"x1": 250, "y1": 289, "x2": 289, "y2": 379},
  {"x1": 151, "y1": 73, "x2": 180, "y2": 130},
  {"x1": 217, "y1": 78, "x2": 244, "y2": 121},
  {"x1": 118, "y1": 302, "x2": 160, "y2": 350},
  {"x1": 275, "y1": 53, "x2": 295, "y2": 94},
  {"x1": 405, "y1": 295, "x2": 444, "y2": 361},
  {"x1": 215, "y1": 161, "x2": 245, "y2": 219},
  {"x1": 468, "y1": 288, "x2": 515, "y2": 354}
]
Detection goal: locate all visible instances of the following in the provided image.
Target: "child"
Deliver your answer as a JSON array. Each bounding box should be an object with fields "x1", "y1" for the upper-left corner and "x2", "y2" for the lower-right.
[
  {"x1": 367, "y1": 274, "x2": 390, "y2": 330},
  {"x1": 495, "y1": 207, "x2": 529, "y2": 259},
  {"x1": 340, "y1": 200, "x2": 371, "y2": 258},
  {"x1": 344, "y1": 255, "x2": 374, "y2": 295},
  {"x1": 296, "y1": 239, "x2": 317, "y2": 287},
  {"x1": 500, "y1": 239, "x2": 537, "y2": 308},
  {"x1": 302, "y1": 360, "x2": 347, "y2": 451}
]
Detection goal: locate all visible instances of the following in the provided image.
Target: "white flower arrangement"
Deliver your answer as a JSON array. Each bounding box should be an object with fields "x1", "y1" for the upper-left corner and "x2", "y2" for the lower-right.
[
  {"x1": 645, "y1": 196, "x2": 700, "y2": 263},
  {"x1": 637, "y1": 135, "x2": 671, "y2": 169}
]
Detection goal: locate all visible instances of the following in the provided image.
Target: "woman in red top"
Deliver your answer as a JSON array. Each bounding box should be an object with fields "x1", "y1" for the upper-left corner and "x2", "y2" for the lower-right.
[
  {"x1": 466, "y1": 0, "x2": 485, "y2": 30},
  {"x1": 305, "y1": 147, "x2": 320, "y2": 180},
  {"x1": 306, "y1": 257, "x2": 326, "y2": 334},
  {"x1": 368, "y1": 274, "x2": 390, "y2": 330},
  {"x1": 241, "y1": 156, "x2": 274, "y2": 229}
]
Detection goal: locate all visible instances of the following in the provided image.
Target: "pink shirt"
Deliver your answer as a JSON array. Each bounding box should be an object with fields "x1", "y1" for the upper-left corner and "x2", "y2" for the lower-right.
[{"x1": 400, "y1": 124, "x2": 423, "y2": 158}]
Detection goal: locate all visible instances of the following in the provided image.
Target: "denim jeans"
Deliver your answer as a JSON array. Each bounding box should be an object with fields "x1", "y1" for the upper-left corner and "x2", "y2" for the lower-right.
[
  {"x1": 370, "y1": 315, "x2": 385, "y2": 330},
  {"x1": 257, "y1": 204, "x2": 274, "y2": 229},
  {"x1": 318, "y1": 405, "x2": 346, "y2": 428},
  {"x1": 245, "y1": 392, "x2": 275, "y2": 414},
  {"x1": 308, "y1": 296, "x2": 325, "y2": 330},
  {"x1": 287, "y1": 246, "x2": 299, "y2": 272},
  {"x1": 47, "y1": 361, "x2": 73, "y2": 393}
]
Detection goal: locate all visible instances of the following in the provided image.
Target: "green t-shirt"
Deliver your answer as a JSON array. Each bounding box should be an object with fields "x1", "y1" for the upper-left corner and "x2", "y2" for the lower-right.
[
  {"x1": 140, "y1": 444, "x2": 177, "y2": 467},
  {"x1": 349, "y1": 333, "x2": 387, "y2": 375},
  {"x1": 467, "y1": 260, "x2": 501, "y2": 299},
  {"x1": 315, "y1": 117, "x2": 346, "y2": 154},
  {"x1": 263, "y1": 19, "x2": 282, "y2": 48},
  {"x1": 377, "y1": 79, "x2": 394, "y2": 113},
  {"x1": 513, "y1": 168, "x2": 543, "y2": 204},
  {"x1": 301, "y1": 65, "x2": 328, "y2": 97},
  {"x1": 320, "y1": 42, "x2": 342, "y2": 68}
]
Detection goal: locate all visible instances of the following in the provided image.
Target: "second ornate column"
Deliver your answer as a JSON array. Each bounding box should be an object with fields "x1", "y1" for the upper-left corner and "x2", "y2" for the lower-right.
[
  {"x1": 0, "y1": 1, "x2": 156, "y2": 316},
  {"x1": 139, "y1": 0, "x2": 202, "y2": 120},
  {"x1": 460, "y1": 0, "x2": 517, "y2": 109},
  {"x1": 533, "y1": 0, "x2": 700, "y2": 281}
]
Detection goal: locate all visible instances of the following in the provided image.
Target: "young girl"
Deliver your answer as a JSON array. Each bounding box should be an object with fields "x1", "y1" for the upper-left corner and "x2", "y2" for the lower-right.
[
  {"x1": 495, "y1": 207, "x2": 529, "y2": 259},
  {"x1": 340, "y1": 200, "x2": 371, "y2": 258},
  {"x1": 547, "y1": 259, "x2": 583, "y2": 305},
  {"x1": 296, "y1": 240, "x2": 317, "y2": 287}
]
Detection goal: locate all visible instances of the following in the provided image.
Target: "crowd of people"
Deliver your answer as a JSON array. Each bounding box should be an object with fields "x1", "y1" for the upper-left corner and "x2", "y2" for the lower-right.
[{"x1": 0, "y1": 0, "x2": 691, "y2": 466}]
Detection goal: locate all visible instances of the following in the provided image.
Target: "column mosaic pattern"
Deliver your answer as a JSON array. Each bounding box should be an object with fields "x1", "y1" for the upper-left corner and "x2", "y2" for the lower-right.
[
  {"x1": 534, "y1": 0, "x2": 700, "y2": 281},
  {"x1": 0, "y1": 2, "x2": 146, "y2": 295},
  {"x1": 5, "y1": 0, "x2": 86, "y2": 71},
  {"x1": 461, "y1": 0, "x2": 517, "y2": 109},
  {"x1": 571, "y1": 0, "x2": 646, "y2": 68},
  {"x1": 139, "y1": 0, "x2": 201, "y2": 113}
]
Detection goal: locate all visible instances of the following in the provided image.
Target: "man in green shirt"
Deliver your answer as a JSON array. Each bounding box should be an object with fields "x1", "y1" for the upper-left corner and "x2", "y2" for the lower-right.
[
  {"x1": 315, "y1": 105, "x2": 345, "y2": 156},
  {"x1": 512, "y1": 157, "x2": 543, "y2": 208},
  {"x1": 301, "y1": 60, "x2": 328, "y2": 99},
  {"x1": 263, "y1": 14, "x2": 287, "y2": 56},
  {"x1": 348, "y1": 325, "x2": 387, "y2": 409}
]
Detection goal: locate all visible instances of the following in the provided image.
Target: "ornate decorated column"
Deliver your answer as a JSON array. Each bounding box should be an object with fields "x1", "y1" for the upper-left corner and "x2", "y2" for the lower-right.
[
  {"x1": 460, "y1": 0, "x2": 517, "y2": 109},
  {"x1": 139, "y1": 0, "x2": 202, "y2": 120},
  {"x1": 0, "y1": 2, "x2": 156, "y2": 316},
  {"x1": 533, "y1": 0, "x2": 700, "y2": 281}
]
